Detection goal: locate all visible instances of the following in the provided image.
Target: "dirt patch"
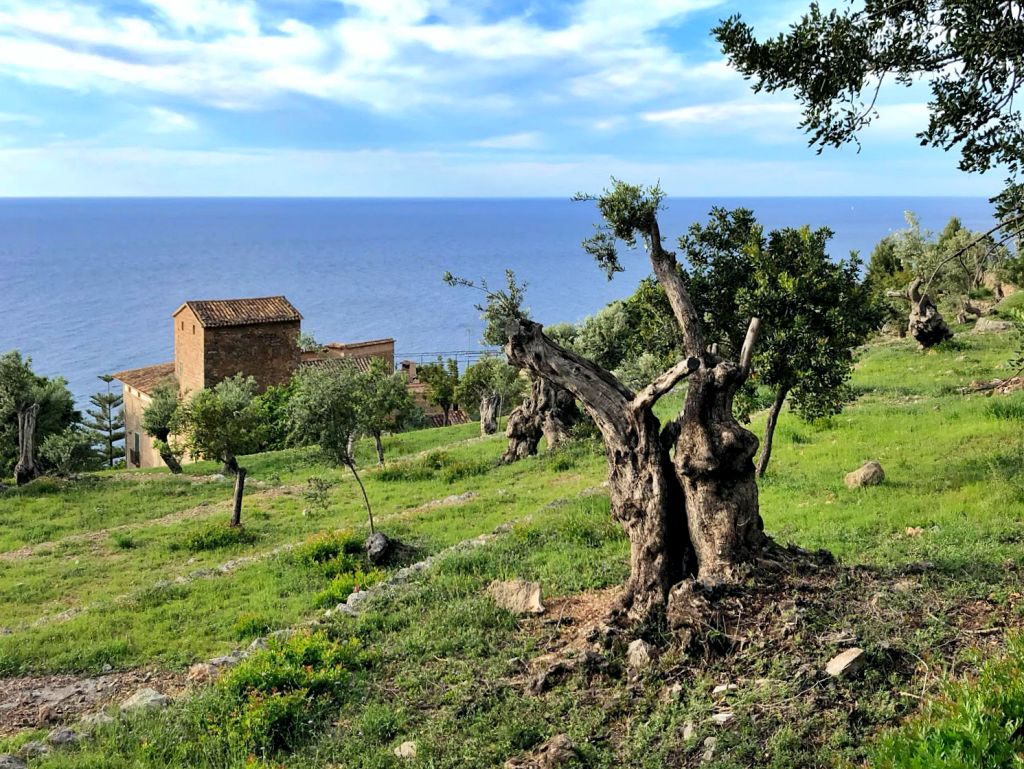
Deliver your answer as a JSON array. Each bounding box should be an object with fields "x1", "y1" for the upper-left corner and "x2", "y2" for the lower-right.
[{"x1": 0, "y1": 668, "x2": 187, "y2": 736}]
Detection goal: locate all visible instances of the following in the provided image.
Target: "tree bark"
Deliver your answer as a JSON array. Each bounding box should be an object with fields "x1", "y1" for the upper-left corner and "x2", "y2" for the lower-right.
[
  {"x1": 230, "y1": 467, "x2": 246, "y2": 527},
  {"x1": 152, "y1": 428, "x2": 182, "y2": 474},
  {"x1": 14, "y1": 403, "x2": 39, "y2": 486},
  {"x1": 756, "y1": 385, "x2": 789, "y2": 478},
  {"x1": 908, "y1": 278, "x2": 953, "y2": 347},
  {"x1": 500, "y1": 376, "x2": 579, "y2": 463},
  {"x1": 346, "y1": 459, "x2": 375, "y2": 535},
  {"x1": 479, "y1": 394, "x2": 500, "y2": 436},
  {"x1": 222, "y1": 452, "x2": 239, "y2": 476},
  {"x1": 504, "y1": 319, "x2": 693, "y2": 620},
  {"x1": 373, "y1": 432, "x2": 385, "y2": 465}
]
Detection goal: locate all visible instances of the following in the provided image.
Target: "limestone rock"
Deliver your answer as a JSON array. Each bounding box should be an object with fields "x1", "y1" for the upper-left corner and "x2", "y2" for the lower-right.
[
  {"x1": 120, "y1": 688, "x2": 171, "y2": 711},
  {"x1": 973, "y1": 317, "x2": 1015, "y2": 333},
  {"x1": 80, "y1": 712, "x2": 115, "y2": 728},
  {"x1": 626, "y1": 639, "x2": 655, "y2": 671},
  {"x1": 825, "y1": 647, "x2": 866, "y2": 677},
  {"x1": 712, "y1": 683, "x2": 738, "y2": 696},
  {"x1": 701, "y1": 736, "x2": 718, "y2": 764},
  {"x1": 187, "y1": 663, "x2": 213, "y2": 683},
  {"x1": 844, "y1": 461, "x2": 884, "y2": 489},
  {"x1": 394, "y1": 741, "x2": 417, "y2": 759},
  {"x1": 710, "y1": 712, "x2": 735, "y2": 727},
  {"x1": 18, "y1": 742, "x2": 48, "y2": 759},
  {"x1": 682, "y1": 720, "x2": 695, "y2": 741},
  {"x1": 365, "y1": 531, "x2": 393, "y2": 565},
  {"x1": 46, "y1": 727, "x2": 80, "y2": 746},
  {"x1": 487, "y1": 579, "x2": 545, "y2": 615},
  {"x1": 660, "y1": 682, "x2": 684, "y2": 703},
  {"x1": 0, "y1": 756, "x2": 26, "y2": 769}
]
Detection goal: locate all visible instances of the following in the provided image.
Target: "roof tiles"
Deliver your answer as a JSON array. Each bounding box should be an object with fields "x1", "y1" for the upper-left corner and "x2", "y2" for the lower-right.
[{"x1": 174, "y1": 296, "x2": 302, "y2": 328}]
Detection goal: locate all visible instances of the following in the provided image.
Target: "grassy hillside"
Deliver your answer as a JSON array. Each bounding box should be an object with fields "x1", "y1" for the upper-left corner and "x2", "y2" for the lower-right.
[{"x1": 2, "y1": 322, "x2": 1024, "y2": 767}]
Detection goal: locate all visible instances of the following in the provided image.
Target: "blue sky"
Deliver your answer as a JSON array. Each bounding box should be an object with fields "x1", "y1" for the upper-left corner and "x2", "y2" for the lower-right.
[{"x1": 0, "y1": 0, "x2": 1001, "y2": 197}]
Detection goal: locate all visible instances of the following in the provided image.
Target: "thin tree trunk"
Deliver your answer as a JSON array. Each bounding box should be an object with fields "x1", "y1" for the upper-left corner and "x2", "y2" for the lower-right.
[
  {"x1": 152, "y1": 428, "x2": 182, "y2": 474},
  {"x1": 230, "y1": 467, "x2": 247, "y2": 527},
  {"x1": 14, "y1": 403, "x2": 39, "y2": 486},
  {"x1": 442, "y1": 405, "x2": 450, "y2": 426},
  {"x1": 222, "y1": 452, "x2": 239, "y2": 476},
  {"x1": 346, "y1": 460, "x2": 375, "y2": 535},
  {"x1": 756, "y1": 385, "x2": 789, "y2": 478},
  {"x1": 373, "y1": 432, "x2": 385, "y2": 465},
  {"x1": 479, "y1": 394, "x2": 500, "y2": 436}
]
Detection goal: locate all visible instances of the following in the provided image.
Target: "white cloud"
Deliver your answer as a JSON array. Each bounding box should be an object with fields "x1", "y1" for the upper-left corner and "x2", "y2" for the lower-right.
[
  {"x1": 148, "y1": 107, "x2": 198, "y2": 132},
  {"x1": 643, "y1": 101, "x2": 797, "y2": 125},
  {"x1": 0, "y1": 0, "x2": 734, "y2": 113},
  {"x1": 470, "y1": 132, "x2": 543, "y2": 150}
]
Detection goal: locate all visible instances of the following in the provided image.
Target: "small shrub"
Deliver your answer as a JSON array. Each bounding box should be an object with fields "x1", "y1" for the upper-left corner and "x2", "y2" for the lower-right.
[
  {"x1": 233, "y1": 613, "x2": 275, "y2": 640},
  {"x1": 314, "y1": 569, "x2": 385, "y2": 608},
  {"x1": 302, "y1": 476, "x2": 335, "y2": 518},
  {"x1": 184, "y1": 524, "x2": 258, "y2": 552},
  {"x1": 378, "y1": 450, "x2": 492, "y2": 484},
  {"x1": 357, "y1": 702, "x2": 406, "y2": 744},
  {"x1": 216, "y1": 631, "x2": 367, "y2": 757},
  {"x1": 293, "y1": 531, "x2": 363, "y2": 565},
  {"x1": 111, "y1": 532, "x2": 137, "y2": 550},
  {"x1": 378, "y1": 461, "x2": 435, "y2": 482},
  {"x1": 440, "y1": 458, "x2": 491, "y2": 484}
]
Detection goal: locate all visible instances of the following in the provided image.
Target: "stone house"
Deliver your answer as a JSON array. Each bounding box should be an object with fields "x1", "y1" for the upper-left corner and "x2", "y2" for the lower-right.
[{"x1": 115, "y1": 296, "x2": 395, "y2": 468}]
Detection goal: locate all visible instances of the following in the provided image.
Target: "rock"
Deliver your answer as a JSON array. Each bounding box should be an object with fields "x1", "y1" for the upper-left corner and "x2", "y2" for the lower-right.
[
  {"x1": 46, "y1": 727, "x2": 80, "y2": 746},
  {"x1": 712, "y1": 683, "x2": 737, "y2": 695},
  {"x1": 208, "y1": 653, "x2": 242, "y2": 669},
  {"x1": 529, "y1": 660, "x2": 573, "y2": 695},
  {"x1": 487, "y1": 579, "x2": 545, "y2": 615},
  {"x1": 844, "y1": 461, "x2": 884, "y2": 489},
  {"x1": 825, "y1": 647, "x2": 866, "y2": 678},
  {"x1": 701, "y1": 736, "x2": 718, "y2": 764},
  {"x1": 0, "y1": 756, "x2": 26, "y2": 769},
  {"x1": 973, "y1": 317, "x2": 1015, "y2": 332},
  {"x1": 35, "y1": 703, "x2": 55, "y2": 726},
  {"x1": 682, "y1": 720, "x2": 695, "y2": 741},
  {"x1": 209, "y1": 473, "x2": 225, "y2": 481},
  {"x1": 905, "y1": 526, "x2": 924, "y2": 537},
  {"x1": 626, "y1": 639, "x2": 655, "y2": 671},
  {"x1": 710, "y1": 712, "x2": 735, "y2": 726},
  {"x1": 247, "y1": 636, "x2": 268, "y2": 652},
  {"x1": 120, "y1": 687, "x2": 171, "y2": 711},
  {"x1": 394, "y1": 741, "x2": 417, "y2": 759},
  {"x1": 365, "y1": 531, "x2": 393, "y2": 565},
  {"x1": 80, "y1": 712, "x2": 115, "y2": 728},
  {"x1": 18, "y1": 742, "x2": 49, "y2": 759}
]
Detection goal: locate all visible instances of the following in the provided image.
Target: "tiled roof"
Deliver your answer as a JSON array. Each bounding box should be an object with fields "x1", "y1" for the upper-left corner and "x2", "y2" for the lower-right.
[
  {"x1": 173, "y1": 296, "x2": 302, "y2": 328},
  {"x1": 300, "y1": 353, "x2": 382, "y2": 374},
  {"x1": 112, "y1": 362, "x2": 175, "y2": 395}
]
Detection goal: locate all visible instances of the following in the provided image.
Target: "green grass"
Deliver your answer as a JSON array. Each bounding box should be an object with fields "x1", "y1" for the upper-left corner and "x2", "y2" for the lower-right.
[{"x1": 6, "y1": 328, "x2": 1024, "y2": 767}]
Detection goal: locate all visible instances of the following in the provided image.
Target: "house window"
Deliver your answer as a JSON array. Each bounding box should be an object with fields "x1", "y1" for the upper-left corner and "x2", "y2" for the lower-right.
[
  {"x1": 180, "y1": 321, "x2": 184, "y2": 330},
  {"x1": 192, "y1": 324, "x2": 196, "y2": 335}
]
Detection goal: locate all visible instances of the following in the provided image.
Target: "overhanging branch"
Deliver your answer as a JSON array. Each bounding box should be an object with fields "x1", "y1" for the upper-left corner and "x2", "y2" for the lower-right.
[{"x1": 631, "y1": 356, "x2": 701, "y2": 412}]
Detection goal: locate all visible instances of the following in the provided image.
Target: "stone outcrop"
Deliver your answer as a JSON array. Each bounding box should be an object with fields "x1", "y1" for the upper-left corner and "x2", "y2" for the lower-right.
[{"x1": 844, "y1": 461, "x2": 884, "y2": 489}]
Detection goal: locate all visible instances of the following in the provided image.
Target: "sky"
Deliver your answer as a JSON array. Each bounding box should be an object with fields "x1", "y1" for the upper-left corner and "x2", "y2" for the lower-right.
[{"x1": 0, "y1": 0, "x2": 1002, "y2": 197}]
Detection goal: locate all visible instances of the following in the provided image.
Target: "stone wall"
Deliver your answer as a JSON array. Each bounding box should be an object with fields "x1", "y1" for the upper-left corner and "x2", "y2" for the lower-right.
[
  {"x1": 203, "y1": 321, "x2": 300, "y2": 392},
  {"x1": 174, "y1": 305, "x2": 205, "y2": 396}
]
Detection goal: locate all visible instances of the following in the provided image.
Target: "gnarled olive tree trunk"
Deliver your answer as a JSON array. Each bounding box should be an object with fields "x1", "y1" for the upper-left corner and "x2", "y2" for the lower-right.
[
  {"x1": 479, "y1": 394, "x2": 500, "y2": 436},
  {"x1": 14, "y1": 403, "x2": 40, "y2": 486},
  {"x1": 908, "y1": 278, "x2": 953, "y2": 348},
  {"x1": 501, "y1": 214, "x2": 767, "y2": 623},
  {"x1": 500, "y1": 376, "x2": 579, "y2": 463}
]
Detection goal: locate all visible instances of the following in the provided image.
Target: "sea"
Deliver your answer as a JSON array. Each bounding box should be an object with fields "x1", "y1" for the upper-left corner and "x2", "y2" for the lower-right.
[{"x1": 0, "y1": 197, "x2": 997, "y2": 408}]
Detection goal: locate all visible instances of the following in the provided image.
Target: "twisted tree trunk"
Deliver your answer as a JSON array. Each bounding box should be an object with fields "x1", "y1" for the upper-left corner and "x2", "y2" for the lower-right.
[
  {"x1": 14, "y1": 403, "x2": 40, "y2": 486},
  {"x1": 500, "y1": 211, "x2": 769, "y2": 624},
  {"x1": 500, "y1": 377, "x2": 579, "y2": 463},
  {"x1": 151, "y1": 428, "x2": 182, "y2": 474},
  {"x1": 755, "y1": 385, "x2": 789, "y2": 478},
  {"x1": 908, "y1": 278, "x2": 953, "y2": 347},
  {"x1": 479, "y1": 394, "x2": 500, "y2": 436}
]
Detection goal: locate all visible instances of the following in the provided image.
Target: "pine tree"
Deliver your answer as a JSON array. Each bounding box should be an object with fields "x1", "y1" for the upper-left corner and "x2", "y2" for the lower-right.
[{"x1": 85, "y1": 374, "x2": 125, "y2": 468}]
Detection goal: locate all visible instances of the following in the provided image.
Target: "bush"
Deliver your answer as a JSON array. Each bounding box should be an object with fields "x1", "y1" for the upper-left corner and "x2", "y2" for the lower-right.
[
  {"x1": 233, "y1": 613, "x2": 275, "y2": 640},
  {"x1": 869, "y1": 635, "x2": 1024, "y2": 768},
  {"x1": 301, "y1": 476, "x2": 335, "y2": 518},
  {"x1": 216, "y1": 631, "x2": 367, "y2": 757},
  {"x1": 39, "y1": 425, "x2": 99, "y2": 476},
  {"x1": 183, "y1": 523, "x2": 258, "y2": 552},
  {"x1": 111, "y1": 532, "x2": 136, "y2": 550},
  {"x1": 293, "y1": 531, "x2": 364, "y2": 566}
]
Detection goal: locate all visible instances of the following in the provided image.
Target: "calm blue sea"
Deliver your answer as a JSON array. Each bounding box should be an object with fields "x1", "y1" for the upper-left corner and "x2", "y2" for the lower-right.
[{"x1": 0, "y1": 197, "x2": 996, "y2": 407}]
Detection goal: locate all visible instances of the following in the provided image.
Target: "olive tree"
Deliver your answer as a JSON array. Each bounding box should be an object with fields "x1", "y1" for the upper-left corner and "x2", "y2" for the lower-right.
[
  {"x1": 455, "y1": 355, "x2": 525, "y2": 436},
  {"x1": 140, "y1": 378, "x2": 184, "y2": 474},
  {"x1": 454, "y1": 181, "x2": 774, "y2": 624},
  {"x1": 288, "y1": 361, "x2": 376, "y2": 534},
  {"x1": 355, "y1": 358, "x2": 416, "y2": 464},
  {"x1": 0, "y1": 352, "x2": 78, "y2": 485},
  {"x1": 173, "y1": 374, "x2": 262, "y2": 526},
  {"x1": 682, "y1": 209, "x2": 881, "y2": 476}
]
